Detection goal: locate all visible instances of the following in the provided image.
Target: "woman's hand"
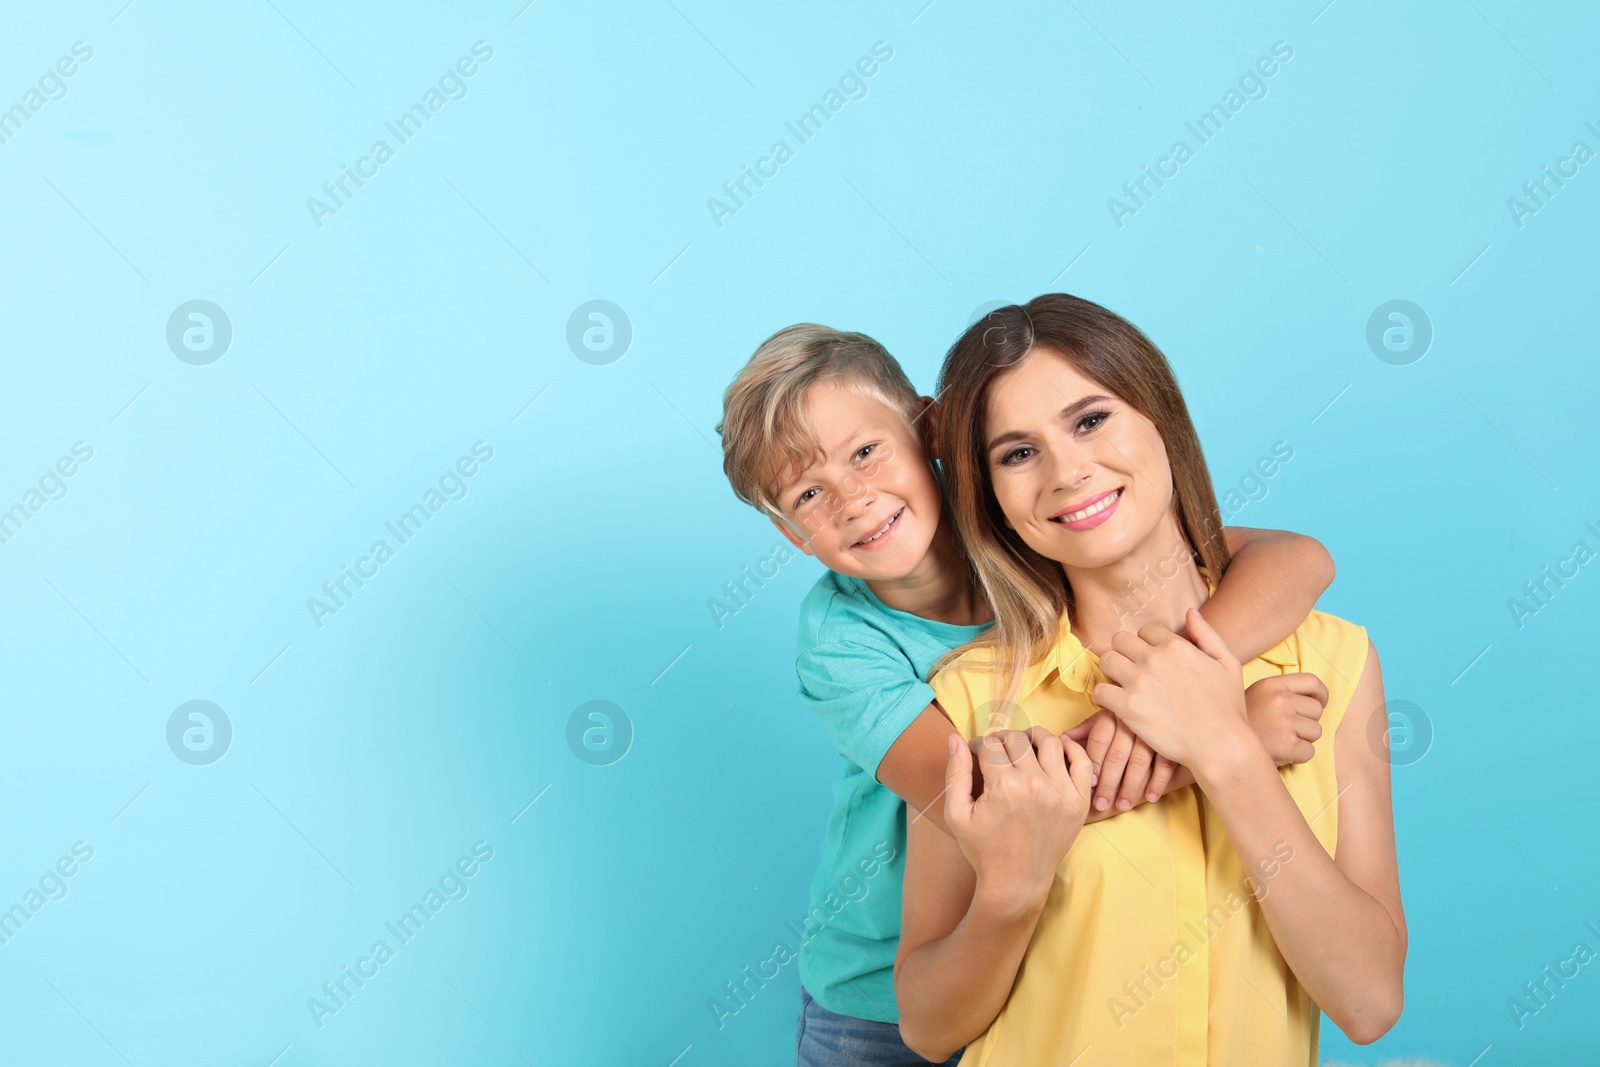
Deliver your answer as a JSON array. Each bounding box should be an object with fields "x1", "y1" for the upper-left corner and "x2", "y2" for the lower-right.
[
  {"x1": 1064, "y1": 710, "x2": 1180, "y2": 810},
  {"x1": 1092, "y1": 608, "x2": 1258, "y2": 775},
  {"x1": 1245, "y1": 673, "x2": 1329, "y2": 766},
  {"x1": 943, "y1": 728, "x2": 1095, "y2": 918}
]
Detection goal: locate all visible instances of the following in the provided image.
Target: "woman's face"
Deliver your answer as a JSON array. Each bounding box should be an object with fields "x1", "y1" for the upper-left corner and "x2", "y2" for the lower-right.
[{"x1": 982, "y1": 347, "x2": 1175, "y2": 572}]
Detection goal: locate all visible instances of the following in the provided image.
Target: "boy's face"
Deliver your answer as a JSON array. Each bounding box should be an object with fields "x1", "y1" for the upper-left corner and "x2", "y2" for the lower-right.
[{"x1": 769, "y1": 383, "x2": 943, "y2": 583}]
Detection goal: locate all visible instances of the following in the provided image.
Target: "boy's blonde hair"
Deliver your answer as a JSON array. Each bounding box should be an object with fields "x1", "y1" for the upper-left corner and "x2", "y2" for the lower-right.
[{"x1": 717, "y1": 324, "x2": 923, "y2": 513}]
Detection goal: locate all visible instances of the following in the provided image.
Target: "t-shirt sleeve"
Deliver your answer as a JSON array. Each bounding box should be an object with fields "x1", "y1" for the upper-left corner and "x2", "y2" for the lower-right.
[{"x1": 796, "y1": 640, "x2": 934, "y2": 778}]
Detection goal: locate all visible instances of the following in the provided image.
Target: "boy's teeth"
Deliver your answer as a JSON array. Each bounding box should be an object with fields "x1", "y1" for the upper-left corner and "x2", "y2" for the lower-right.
[
  {"x1": 859, "y1": 509, "x2": 901, "y2": 544},
  {"x1": 1062, "y1": 489, "x2": 1120, "y2": 522}
]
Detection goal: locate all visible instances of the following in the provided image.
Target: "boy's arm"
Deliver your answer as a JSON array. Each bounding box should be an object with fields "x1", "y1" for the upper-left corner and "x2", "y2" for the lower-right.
[
  {"x1": 877, "y1": 704, "x2": 962, "y2": 837},
  {"x1": 1201, "y1": 527, "x2": 1335, "y2": 662}
]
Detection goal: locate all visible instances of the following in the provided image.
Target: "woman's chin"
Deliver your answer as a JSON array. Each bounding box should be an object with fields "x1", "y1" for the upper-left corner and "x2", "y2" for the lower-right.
[{"x1": 1027, "y1": 531, "x2": 1139, "y2": 572}]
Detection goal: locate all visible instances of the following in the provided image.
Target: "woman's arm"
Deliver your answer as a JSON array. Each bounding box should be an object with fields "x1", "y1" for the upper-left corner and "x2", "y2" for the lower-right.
[
  {"x1": 1095, "y1": 612, "x2": 1406, "y2": 1043},
  {"x1": 894, "y1": 730, "x2": 1094, "y2": 1061},
  {"x1": 894, "y1": 807, "x2": 1037, "y2": 1061},
  {"x1": 1204, "y1": 527, "x2": 1335, "y2": 661},
  {"x1": 1190, "y1": 634, "x2": 1405, "y2": 1042}
]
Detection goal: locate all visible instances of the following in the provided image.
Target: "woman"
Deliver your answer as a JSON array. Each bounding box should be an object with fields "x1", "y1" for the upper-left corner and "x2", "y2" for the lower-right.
[{"x1": 893, "y1": 294, "x2": 1406, "y2": 1064}]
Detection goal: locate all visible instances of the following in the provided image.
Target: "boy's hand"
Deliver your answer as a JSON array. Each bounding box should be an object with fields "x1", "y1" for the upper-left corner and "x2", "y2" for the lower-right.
[
  {"x1": 944, "y1": 729, "x2": 1094, "y2": 916},
  {"x1": 1064, "y1": 710, "x2": 1180, "y2": 812},
  {"x1": 1244, "y1": 673, "x2": 1329, "y2": 767}
]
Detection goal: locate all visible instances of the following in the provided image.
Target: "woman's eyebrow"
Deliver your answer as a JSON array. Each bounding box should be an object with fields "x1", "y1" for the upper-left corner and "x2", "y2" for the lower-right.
[{"x1": 986, "y1": 394, "x2": 1112, "y2": 451}]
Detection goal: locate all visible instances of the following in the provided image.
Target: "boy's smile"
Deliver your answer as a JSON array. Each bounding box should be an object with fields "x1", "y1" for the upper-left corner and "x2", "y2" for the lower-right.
[{"x1": 851, "y1": 506, "x2": 905, "y2": 550}]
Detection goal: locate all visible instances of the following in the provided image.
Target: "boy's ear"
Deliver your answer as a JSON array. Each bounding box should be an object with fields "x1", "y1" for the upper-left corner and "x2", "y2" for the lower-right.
[
  {"x1": 915, "y1": 395, "x2": 940, "y2": 458},
  {"x1": 770, "y1": 511, "x2": 815, "y2": 556}
]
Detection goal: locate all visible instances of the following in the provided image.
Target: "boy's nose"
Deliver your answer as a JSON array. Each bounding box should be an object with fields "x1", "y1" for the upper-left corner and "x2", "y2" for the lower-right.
[{"x1": 838, "y1": 482, "x2": 876, "y2": 523}]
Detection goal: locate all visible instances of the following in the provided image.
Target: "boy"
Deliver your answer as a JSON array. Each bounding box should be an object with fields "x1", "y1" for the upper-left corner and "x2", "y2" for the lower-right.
[{"x1": 716, "y1": 324, "x2": 1333, "y2": 1067}]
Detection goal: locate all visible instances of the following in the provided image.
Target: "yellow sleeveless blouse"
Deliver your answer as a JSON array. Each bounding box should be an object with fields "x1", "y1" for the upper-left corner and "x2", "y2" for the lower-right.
[{"x1": 927, "y1": 607, "x2": 1369, "y2": 1066}]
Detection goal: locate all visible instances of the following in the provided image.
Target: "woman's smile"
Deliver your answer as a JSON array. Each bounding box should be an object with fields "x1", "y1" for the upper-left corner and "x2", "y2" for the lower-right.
[{"x1": 1051, "y1": 487, "x2": 1124, "y2": 531}]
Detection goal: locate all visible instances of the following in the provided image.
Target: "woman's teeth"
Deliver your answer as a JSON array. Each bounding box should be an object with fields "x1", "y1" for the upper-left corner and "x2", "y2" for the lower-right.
[{"x1": 1059, "y1": 489, "x2": 1121, "y2": 523}]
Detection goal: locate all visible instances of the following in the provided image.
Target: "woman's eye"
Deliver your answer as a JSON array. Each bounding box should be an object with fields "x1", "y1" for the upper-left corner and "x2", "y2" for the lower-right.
[
  {"x1": 1077, "y1": 411, "x2": 1110, "y2": 433},
  {"x1": 1000, "y1": 446, "x2": 1036, "y2": 466}
]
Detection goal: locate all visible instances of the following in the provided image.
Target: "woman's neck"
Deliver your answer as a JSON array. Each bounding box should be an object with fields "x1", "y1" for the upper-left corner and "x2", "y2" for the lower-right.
[
  {"x1": 865, "y1": 517, "x2": 991, "y2": 626},
  {"x1": 1065, "y1": 513, "x2": 1207, "y2": 656}
]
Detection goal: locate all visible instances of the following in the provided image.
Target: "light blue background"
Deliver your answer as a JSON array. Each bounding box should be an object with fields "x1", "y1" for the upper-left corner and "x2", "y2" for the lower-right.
[{"x1": 1, "y1": 1, "x2": 1595, "y2": 1064}]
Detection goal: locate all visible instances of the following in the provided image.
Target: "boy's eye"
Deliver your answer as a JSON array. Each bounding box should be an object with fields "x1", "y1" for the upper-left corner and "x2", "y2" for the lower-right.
[
  {"x1": 795, "y1": 487, "x2": 820, "y2": 508},
  {"x1": 853, "y1": 443, "x2": 877, "y2": 462},
  {"x1": 1077, "y1": 411, "x2": 1111, "y2": 434}
]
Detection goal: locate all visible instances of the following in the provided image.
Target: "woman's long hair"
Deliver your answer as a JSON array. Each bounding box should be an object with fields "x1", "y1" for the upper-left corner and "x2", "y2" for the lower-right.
[{"x1": 932, "y1": 293, "x2": 1231, "y2": 709}]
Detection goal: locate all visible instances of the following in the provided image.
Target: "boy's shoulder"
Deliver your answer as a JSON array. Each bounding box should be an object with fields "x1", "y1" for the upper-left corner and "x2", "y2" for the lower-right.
[
  {"x1": 796, "y1": 570, "x2": 990, "y2": 681},
  {"x1": 797, "y1": 569, "x2": 897, "y2": 649}
]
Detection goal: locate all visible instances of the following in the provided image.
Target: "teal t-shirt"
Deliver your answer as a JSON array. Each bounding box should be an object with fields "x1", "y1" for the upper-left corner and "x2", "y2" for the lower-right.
[{"x1": 793, "y1": 570, "x2": 990, "y2": 1023}]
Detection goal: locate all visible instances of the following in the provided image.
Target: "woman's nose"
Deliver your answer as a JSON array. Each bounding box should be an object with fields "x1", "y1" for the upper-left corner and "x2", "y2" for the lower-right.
[{"x1": 1044, "y1": 444, "x2": 1092, "y2": 497}]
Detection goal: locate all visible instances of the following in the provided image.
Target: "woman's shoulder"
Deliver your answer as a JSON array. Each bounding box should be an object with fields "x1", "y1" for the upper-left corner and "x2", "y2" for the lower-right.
[
  {"x1": 1293, "y1": 608, "x2": 1371, "y2": 662},
  {"x1": 929, "y1": 642, "x2": 1003, "y2": 736},
  {"x1": 929, "y1": 640, "x2": 1060, "y2": 739},
  {"x1": 1270, "y1": 608, "x2": 1373, "y2": 733},
  {"x1": 929, "y1": 638, "x2": 999, "y2": 687}
]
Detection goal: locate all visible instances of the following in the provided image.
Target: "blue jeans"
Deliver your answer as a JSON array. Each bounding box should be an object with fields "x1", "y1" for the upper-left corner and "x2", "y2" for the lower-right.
[{"x1": 796, "y1": 986, "x2": 963, "y2": 1067}]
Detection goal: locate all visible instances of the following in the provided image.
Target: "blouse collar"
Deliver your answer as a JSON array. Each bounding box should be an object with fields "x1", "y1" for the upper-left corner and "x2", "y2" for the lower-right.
[{"x1": 1038, "y1": 570, "x2": 1300, "y2": 703}]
